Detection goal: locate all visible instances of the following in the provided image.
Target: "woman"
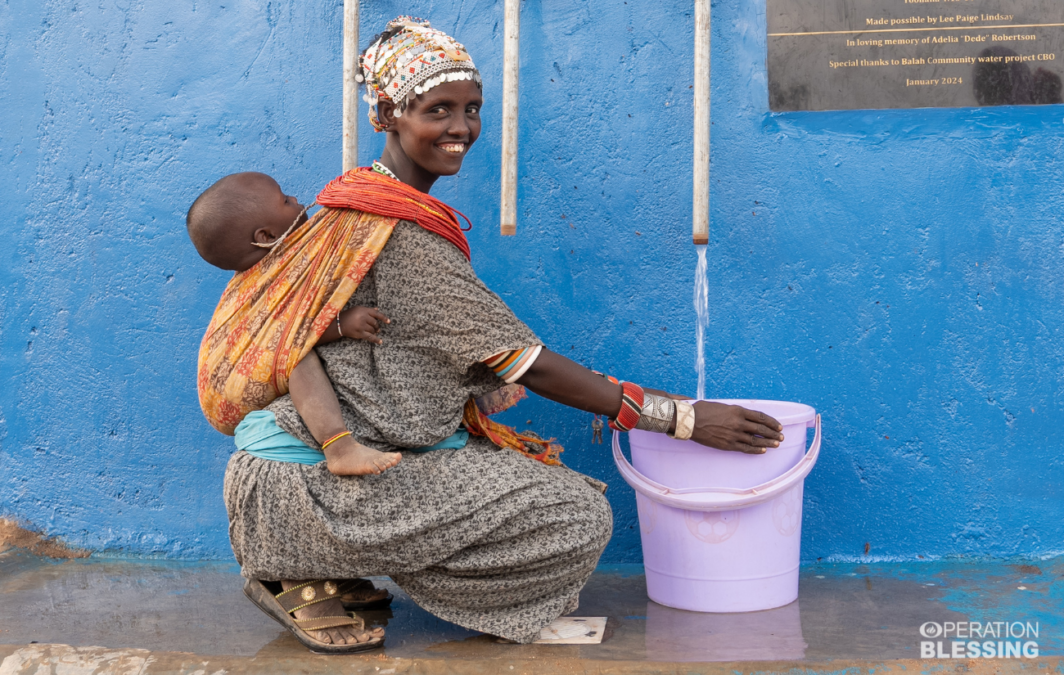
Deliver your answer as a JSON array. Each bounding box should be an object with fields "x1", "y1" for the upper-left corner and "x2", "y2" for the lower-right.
[{"x1": 222, "y1": 17, "x2": 783, "y2": 654}]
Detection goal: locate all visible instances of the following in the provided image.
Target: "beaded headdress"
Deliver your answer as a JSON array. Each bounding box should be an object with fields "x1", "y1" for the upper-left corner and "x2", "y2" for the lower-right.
[{"x1": 358, "y1": 16, "x2": 482, "y2": 132}]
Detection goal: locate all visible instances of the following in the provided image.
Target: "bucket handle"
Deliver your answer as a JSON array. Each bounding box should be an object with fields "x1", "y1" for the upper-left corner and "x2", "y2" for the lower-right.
[{"x1": 612, "y1": 414, "x2": 821, "y2": 512}]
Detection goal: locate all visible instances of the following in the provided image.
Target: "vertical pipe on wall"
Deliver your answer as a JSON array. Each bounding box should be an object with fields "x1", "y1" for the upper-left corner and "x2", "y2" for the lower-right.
[
  {"x1": 693, "y1": 0, "x2": 711, "y2": 245},
  {"x1": 500, "y1": 0, "x2": 520, "y2": 236},
  {"x1": 342, "y1": 0, "x2": 360, "y2": 172}
]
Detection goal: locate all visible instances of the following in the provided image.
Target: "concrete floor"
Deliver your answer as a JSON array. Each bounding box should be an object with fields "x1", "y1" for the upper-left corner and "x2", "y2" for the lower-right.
[{"x1": 0, "y1": 549, "x2": 1061, "y2": 674}]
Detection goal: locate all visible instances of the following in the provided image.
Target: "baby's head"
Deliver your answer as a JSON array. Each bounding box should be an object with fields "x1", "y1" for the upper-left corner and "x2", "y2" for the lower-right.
[{"x1": 186, "y1": 172, "x2": 308, "y2": 272}]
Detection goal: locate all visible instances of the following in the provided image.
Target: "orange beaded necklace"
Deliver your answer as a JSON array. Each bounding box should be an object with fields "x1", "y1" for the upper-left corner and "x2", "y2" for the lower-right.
[{"x1": 316, "y1": 167, "x2": 471, "y2": 261}]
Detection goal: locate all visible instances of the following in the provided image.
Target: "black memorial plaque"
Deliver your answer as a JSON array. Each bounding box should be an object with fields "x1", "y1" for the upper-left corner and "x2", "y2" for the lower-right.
[{"x1": 768, "y1": 0, "x2": 1064, "y2": 111}]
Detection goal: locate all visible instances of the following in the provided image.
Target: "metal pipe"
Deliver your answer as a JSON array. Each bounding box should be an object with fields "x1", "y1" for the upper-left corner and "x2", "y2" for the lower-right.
[
  {"x1": 342, "y1": 0, "x2": 360, "y2": 172},
  {"x1": 500, "y1": 0, "x2": 520, "y2": 236},
  {"x1": 693, "y1": 0, "x2": 710, "y2": 245}
]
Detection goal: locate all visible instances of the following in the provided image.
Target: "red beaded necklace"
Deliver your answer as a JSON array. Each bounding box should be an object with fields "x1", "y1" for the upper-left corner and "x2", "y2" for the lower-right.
[{"x1": 316, "y1": 167, "x2": 472, "y2": 261}]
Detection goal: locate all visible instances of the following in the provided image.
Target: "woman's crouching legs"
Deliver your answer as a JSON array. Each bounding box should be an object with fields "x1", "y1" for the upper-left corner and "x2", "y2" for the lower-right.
[{"x1": 393, "y1": 469, "x2": 613, "y2": 644}]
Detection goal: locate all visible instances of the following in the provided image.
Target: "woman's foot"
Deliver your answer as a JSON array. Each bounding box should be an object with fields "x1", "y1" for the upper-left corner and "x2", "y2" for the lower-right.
[
  {"x1": 324, "y1": 438, "x2": 402, "y2": 476},
  {"x1": 338, "y1": 578, "x2": 393, "y2": 610},
  {"x1": 280, "y1": 580, "x2": 385, "y2": 646}
]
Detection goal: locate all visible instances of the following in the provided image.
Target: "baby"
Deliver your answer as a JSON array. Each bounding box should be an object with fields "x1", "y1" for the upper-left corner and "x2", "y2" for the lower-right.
[{"x1": 187, "y1": 172, "x2": 401, "y2": 476}]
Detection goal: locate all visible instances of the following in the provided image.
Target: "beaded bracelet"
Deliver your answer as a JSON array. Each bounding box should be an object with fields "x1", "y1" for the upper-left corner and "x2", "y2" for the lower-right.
[
  {"x1": 593, "y1": 371, "x2": 644, "y2": 432},
  {"x1": 321, "y1": 430, "x2": 352, "y2": 451},
  {"x1": 336, "y1": 313, "x2": 345, "y2": 338},
  {"x1": 592, "y1": 370, "x2": 620, "y2": 385},
  {"x1": 609, "y1": 381, "x2": 645, "y2": 432}
]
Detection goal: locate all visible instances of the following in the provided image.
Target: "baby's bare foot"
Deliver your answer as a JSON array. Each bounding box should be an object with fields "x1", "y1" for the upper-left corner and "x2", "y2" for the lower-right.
[
  {"x1": 280, "y1": 580, "x2": 384, "y2": 646},
  {"x1": 324, "y1": 439, "x2": 402, "y2": 476}
]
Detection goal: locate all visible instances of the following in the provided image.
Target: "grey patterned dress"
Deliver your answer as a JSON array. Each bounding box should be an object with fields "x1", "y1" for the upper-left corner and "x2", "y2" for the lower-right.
[{"x1": 223, "y1": 221, "x2": 613, "y2": 643}]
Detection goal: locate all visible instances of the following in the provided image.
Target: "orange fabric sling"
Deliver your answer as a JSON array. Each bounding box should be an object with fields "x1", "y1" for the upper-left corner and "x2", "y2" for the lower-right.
[{"x1": 197, "y1": 168, "x2": 561, "y2": 465}]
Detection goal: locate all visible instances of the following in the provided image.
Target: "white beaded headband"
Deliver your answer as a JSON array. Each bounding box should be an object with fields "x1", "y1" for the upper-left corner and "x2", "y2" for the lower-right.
[{"x1": 358, "y1": 16, "x2": 482, "y2": 132}]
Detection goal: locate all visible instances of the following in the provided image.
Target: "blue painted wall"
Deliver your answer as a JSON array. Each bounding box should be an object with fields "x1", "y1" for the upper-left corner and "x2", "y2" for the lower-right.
[{"x1": 2, "y1": 0, "x2": 1063, "y2": 563}]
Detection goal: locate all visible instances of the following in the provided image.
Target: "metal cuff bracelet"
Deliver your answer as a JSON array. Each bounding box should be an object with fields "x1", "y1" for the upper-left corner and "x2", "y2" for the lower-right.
[
  {"x1": 635, "y1": 394, "x2": 676, "y2": 434},
  {"x1": 668, "y1": 400, "x2": 696, "y2": 441}
]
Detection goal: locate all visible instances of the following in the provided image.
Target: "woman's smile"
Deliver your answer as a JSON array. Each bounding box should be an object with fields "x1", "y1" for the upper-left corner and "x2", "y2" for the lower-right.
[{"x1": 437, "y1": 142, "x2": 467, "y2": 155}]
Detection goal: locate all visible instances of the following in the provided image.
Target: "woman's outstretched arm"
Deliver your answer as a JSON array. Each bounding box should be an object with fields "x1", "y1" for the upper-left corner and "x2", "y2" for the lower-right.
[{"x1": 515, "y1": 348, "x2": 785, "y2": 454}]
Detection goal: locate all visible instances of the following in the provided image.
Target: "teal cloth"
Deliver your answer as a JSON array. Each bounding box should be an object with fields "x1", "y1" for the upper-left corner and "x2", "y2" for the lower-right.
[
  {"x1": 235, "y1": 411, "x2": 326, "y2": 465},
  {"x1": 409, "y1": 429, "x2": 469, "y2": 452},
  {"x1": 234, "y1": 411, "x2": 468, "y2": 464}
]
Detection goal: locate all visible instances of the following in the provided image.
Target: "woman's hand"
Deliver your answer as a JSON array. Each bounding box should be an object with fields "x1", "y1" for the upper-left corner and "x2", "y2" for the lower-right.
[
  {"x1": 340, "y1": 307, "x2": 391, "y2": 345},
  {"x1": 691, "y1": 402, "x2": 784, "y2": 454}
]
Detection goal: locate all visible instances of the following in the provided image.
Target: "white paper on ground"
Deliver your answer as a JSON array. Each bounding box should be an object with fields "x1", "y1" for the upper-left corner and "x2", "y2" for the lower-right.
[{"x1": 533, "y1": 617, "x2": 607, "y2": 644}]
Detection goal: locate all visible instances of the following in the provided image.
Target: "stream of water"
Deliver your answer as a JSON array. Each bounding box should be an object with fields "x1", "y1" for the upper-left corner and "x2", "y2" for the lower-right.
[{"x1": 694, "y1": 244, "x2": 709, "y2": 401}]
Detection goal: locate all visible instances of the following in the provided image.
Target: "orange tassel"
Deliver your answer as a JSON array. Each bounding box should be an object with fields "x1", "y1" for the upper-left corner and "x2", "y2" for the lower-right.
[{"x1": 462, "y1": 398, "x2": 563, "y2": 466}]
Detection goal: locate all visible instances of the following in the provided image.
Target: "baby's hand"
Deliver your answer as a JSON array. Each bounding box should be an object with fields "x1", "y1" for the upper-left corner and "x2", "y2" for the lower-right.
[{"x1": 339, "y1": 307, "x2": 391, "y2": 345}]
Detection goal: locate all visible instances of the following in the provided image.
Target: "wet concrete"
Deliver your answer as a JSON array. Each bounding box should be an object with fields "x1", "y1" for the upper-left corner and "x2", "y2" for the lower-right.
[{"x1": 0, "y1": 550, "x2": 1061, "y2": 673}]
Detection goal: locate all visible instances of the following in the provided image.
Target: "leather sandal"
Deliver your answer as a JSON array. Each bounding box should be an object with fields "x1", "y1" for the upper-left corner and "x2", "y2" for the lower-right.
[
  {"x1": 243, "y1": 578, "x2": 385, "y2": 654},
  {"x1": 337, "y1": 578, "x2": 393, "y2": 611}
]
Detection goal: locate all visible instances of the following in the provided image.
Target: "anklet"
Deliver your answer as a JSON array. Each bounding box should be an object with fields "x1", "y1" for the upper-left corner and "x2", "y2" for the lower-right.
[{"x1": 321, "y1": 431, "x2": 352, "y2": 450}]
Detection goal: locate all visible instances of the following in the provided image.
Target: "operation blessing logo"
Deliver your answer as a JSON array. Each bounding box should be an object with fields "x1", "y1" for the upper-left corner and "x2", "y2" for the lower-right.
[{"x1": 919, "y1": 621, "x2": 1039, "y2": 659}]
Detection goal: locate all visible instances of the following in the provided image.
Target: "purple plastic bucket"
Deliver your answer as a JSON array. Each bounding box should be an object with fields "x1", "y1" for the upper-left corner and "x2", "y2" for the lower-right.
[{"x1": 614, "y1": 400, "x2": 820, "y2": 613}]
